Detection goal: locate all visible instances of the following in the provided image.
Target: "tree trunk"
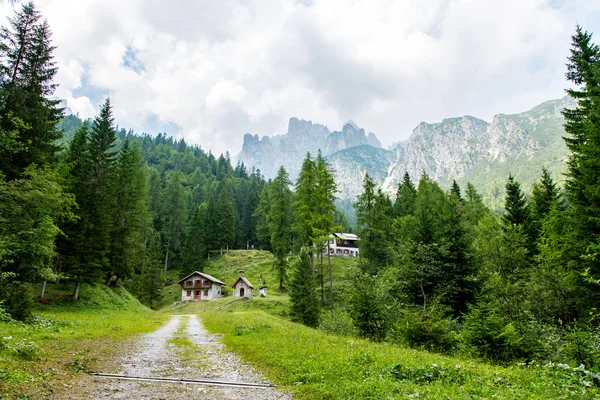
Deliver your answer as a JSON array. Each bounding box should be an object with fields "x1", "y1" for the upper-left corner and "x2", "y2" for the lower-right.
[
  {"x1": 164, "y1": 238, "x2": 170, "y2": 275},
  {"x1": 320, "y1": 253, "x2": 325, "y2": 306},
  {"x1": 328, "y1": 241, "x2": 334, "y2": 311},
  {"x1": 72, "y1": 278, "x2": 81, "y2": 301},
  {"x1": 310, "y1": 245, "x2": 315, "y2": 289},
  {"x1": 105, "y1": 271, "x2": 112, "y2": 286},
  {"x1": 40, "y1": 281, "x2": 47, "y2": 299}
]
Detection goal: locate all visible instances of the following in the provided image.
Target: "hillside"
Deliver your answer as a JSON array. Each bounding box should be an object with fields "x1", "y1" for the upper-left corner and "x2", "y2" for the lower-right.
[
  {"x1": 163, "y1": 250, "x2": 360, "y2": 315},
  {"x1": 0, "y1": 284, "x2": 167, "y2": 399}
]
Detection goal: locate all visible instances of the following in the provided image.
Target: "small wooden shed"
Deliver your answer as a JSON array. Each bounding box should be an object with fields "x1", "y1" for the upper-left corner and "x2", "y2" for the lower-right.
[{"x1": 232, "y1": 270, "x2": 254, "y2": 299}]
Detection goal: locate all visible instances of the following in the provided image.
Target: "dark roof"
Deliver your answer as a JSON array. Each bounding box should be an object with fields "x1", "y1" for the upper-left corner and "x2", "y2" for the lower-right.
[
  {"x1": 178, "y1": 271, "x2": 225, "y2": 285},
  {"x1": 232, "y1": 276, "x2": 254, "y2": 289}
]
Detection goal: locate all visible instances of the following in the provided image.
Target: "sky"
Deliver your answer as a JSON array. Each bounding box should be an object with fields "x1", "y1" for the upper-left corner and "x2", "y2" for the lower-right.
[{"x1": 2, "y1": 0, "x2": 600, "y2": 156}]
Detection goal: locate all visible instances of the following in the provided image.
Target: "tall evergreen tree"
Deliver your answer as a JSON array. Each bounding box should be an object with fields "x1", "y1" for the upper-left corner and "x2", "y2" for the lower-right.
[
  {"x1": 463, "y1": 182, "x2": 488, "y2": 228},
  {"x1": 107, "y1": 139, "x2": 149, "y2": 285},
  {"x1": 0, "y1": 2, "x2": 62, "y2": 179},
  {"x1": 562, "y1": 26, "x2": 600, "y2": 302},
  {"x1": 269, "y1": 167, "x2": 293, "y2": 290},
  {"x1": 502, "y1": 174, "x2": 529, "y2": 228},
  {"x1": 214, "y1": 185, "x2": 236, "y2": 252},
  {"x1": 161, "y1": 171, "x2": 188, "y2": 273},
  {"x1": 293, "y1": 153, "x2": 318, "y2": 278},
  {"x1": 314, "y1": 151, "x2": 339, "y2": 309},
  {"x1": 289, "y1": 251, "x2": 319, "y2": 327},
  {"x1": 181, "y1": 203, "x2": 209, "y2": 272},
  {"x1": 394, "y1": 171, "x2": 416, "y2": 217}
]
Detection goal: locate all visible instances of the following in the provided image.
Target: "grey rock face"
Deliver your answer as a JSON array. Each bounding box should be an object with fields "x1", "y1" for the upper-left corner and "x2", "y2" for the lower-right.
[{"x1": 237, "y1": 118, "x2": 382, "y2": 181}]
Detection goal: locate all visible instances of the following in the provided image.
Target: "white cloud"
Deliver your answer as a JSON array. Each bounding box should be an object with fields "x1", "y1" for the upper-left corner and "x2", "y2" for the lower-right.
[{"x1": 3, "y1": 0, "x2": 597, "y2": 155}]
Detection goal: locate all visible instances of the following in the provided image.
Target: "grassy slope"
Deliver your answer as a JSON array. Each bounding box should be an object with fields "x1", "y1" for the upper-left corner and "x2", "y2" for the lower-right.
[
  {"x1": 0, "y1": 283, "x2": 168, "y2": 399},
  {"x1": 164, "y1": 250, "x2": 359, "y2": 315},
  {"x1": 202, "y1": 311, "x2": 598, "y2": 399},
  {"x1": 164, "y1": 250, "x2": 598, "y2": 399}
]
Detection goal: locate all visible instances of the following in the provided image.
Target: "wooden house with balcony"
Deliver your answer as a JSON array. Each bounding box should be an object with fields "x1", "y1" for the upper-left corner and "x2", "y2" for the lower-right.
[
  {"x1": 326, "y1": 233, "x2": 360, "y2": 257},
  {"x1": 179, "y1": 271, "x2": 225, "y2": 301}
]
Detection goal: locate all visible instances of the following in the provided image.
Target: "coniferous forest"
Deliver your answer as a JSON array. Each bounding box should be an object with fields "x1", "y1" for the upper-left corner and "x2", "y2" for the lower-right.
[{"x1": 2, "y1": 2, "x2": 600, "y2": 381}]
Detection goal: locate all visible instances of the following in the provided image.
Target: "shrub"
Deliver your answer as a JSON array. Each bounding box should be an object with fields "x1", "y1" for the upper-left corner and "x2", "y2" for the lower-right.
[
  {"x1": 318, "y1": 309, "x2": 358, "y2": 337},
  {"x1": 3, "y1": 282, "x2": 34, "y2": 322},
  {"x1": 461, "y1": 305, "x2": 523, "y2": 362},
  {"x1": 390, "y1": 306, "x2": 459, "y2": 353}
]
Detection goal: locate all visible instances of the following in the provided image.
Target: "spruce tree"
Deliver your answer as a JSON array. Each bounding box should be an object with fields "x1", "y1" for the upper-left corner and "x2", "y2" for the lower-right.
[
  {"x1": 289, "y1": 251, "x2": 319, "y2": 327},
  {"x1": 269, "y1": 167, "x2": 293, "y2": 290},
  {"x1": 293, "y1": 153, "x2": 318, "y2": 278},
  {"x1": 394, "y1": 171, "x2": 416, "y2": 217},
  {"x1": 562, "y1": 26, "x2": 600, "y2": 298},
  {"x1": 314, "y1": 150, "x2": 339, "y2": 309},
  {"x1": 464, "y1": 182, "x2": 488, "y2": 228},
  {"x1": 0, "y1": 2, "x2": 62, "y2": 179},
  {"x1": 215, "y1": 185, "x2": 236, "y2": 252},
  {"x1": 181, "y1": 203, "x2": 208, "y2": 272},
  {"x1": 161, "y1": 171, "x2": 188, "y2": 273},
  {"x1": 502, "y1": 174, "x2": 529, "y2": 228},
  {"x1": 107, "y1": 138, "x2": 149, "y2": 285}
]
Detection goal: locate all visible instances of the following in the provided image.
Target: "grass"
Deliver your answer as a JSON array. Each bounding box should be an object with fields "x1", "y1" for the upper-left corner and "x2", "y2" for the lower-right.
[
  {"x1": 0, "y1": 283, "x2": 168, "y2": 399},
  {"x1": 201, "y1": 311, "x2": 600, "y2": 399},
  {"x1": 163, "y1": 250, "x2": 360, "y2": 318}
]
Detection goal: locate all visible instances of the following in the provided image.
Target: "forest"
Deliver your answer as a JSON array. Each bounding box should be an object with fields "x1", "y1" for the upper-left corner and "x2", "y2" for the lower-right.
[{"x1": 1, "y1": 2, "x2": 599, "y2": 374}]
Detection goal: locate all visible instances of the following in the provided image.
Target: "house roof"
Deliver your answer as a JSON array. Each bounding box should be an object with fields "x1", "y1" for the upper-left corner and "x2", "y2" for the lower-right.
[
  {"x1": 232, "y1": 276, "x2": 254, "y2": 289},
  {"x1": 178, "y1": 271, "x2": 225, "y2": 285},
  {"x1": 334, "y1": 232, "x2": 359, "y2": 241}
]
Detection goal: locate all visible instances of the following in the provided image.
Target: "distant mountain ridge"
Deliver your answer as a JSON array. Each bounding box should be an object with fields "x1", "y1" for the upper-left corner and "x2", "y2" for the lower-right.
[
  {"x1": 237, "y1": 117, "x2": 382, "y2": 180},
  {"x1": 237, "y1": 96, "x2": 574, "y2": 209}
]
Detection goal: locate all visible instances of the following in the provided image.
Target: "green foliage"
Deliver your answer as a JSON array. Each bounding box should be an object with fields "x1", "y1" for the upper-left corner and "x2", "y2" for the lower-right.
[
  {"x1": 268, "y1": 166, "x2": 293, "y2": 290},
  {"x1": 289, "y1": 252, "x2": 319, "y2": 327},
  {"x1": 390, "y1": 306, "x2": 459, "y2": 353},
  {"x1": 318, "y1": 309, "x2": 358, "y2": 337},
  {"x1": 203, "y1": 311, "x2": 600, "y2": 399}
]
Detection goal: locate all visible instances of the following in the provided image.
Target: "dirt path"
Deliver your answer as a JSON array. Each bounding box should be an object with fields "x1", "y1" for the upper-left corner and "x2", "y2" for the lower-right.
[{"x1": 62, "y1": 315, "x2": 290, "y2": 399}]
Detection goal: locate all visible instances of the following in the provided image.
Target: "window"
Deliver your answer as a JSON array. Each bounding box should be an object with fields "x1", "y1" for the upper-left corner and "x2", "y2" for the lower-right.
[
  {"x1": 185, "y1": 281, "x2": 192, "y2": 287},
  {"x1": 204, "y1": 289, "x2": 209, "y2": 296},
  {"x1": 195, "y1": 290, "x2": 200, "y2": 296},
  {"x1": 186, "y1": 290, "x2": 191, "y2": 296}
]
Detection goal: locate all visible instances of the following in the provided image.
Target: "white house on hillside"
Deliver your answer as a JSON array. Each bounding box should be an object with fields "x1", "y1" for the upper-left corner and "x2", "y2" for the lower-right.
[
  {"x1": 326, "y1": 233, "x2": 360, "y2": 257},
  {"x1": 179, "y1": 271, "x2": 225, "y2": 301},
  {"x1": 232, "y1": 270, "x2": 254, "y2": 298}
]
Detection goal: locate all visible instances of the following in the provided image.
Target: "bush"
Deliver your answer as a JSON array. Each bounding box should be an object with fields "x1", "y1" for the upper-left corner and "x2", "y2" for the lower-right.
[
  {"x1": 390, "y1": 306, "x2": 459, "y2": 353},
  {"x1": 318, "y1": 309, "x2": 358, "y2": 337},
  {"x1": 461, "y1": 305, "x2": 523, "y2": 362},
  {"x1": 2, "y1": 282, "x2": 34, "y2": 322}
]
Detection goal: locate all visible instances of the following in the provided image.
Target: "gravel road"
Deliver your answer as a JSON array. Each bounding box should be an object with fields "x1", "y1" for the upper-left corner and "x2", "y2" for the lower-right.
[{"x1": 62, "y1": 314, "x2": 290, "y2": 399}]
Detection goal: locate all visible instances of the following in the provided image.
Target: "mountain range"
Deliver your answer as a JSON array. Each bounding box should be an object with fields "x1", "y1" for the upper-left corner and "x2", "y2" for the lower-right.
[{"x1": 237, "y1": 96, "x2": 574, "y2": 210}]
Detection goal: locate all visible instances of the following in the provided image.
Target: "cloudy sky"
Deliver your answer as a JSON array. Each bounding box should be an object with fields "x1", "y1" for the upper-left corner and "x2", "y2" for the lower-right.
[{"x1": 2, "y1": 0, "x2": 599, "y2": 156}]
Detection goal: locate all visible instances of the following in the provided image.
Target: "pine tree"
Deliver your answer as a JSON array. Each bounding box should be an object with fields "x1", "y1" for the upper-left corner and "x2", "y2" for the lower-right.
[
  {"x1": 502, "y1": 174, "x2": 529, "y2": 228},
  {"x1": 181, "y1": 203, "x2": 208, "y2": 272},
  {"x1": 464, "y1": 182, "x2": 488, "y2": 228},
  {"x1": 80, "y1": 98, "x2": 118, "y2": 296},
  {"x1": 562, "y1": 26, "x2": 600, "y2": 300},
  {"x1": 269, "y1": 167, "x2": 293, "y2": 290},
  {"x1": 394, "y1": 172, "x2": 416, "y2": 217},
  {"x1": 314, "y1": 150, "x2": 339, "y2": 309},
  {"x1": 289, "y1": 251, "x2": 319, "y2": 327},
  {"x1": 107, "y1": 138, "x2": 150, "y2": 285},
  {"x1": 531, "y1": 167, "x2": 562, "y2": 221},
  {"x1": 293, "y1": 153, "x2": 318, "y2": 278},
  {"x1": 450, "y1": 180, "x2": 463, "y2": 203},
  {"x1": 161, "y1": 171, "x2": 188, "y2": 273},
  {"x1": 355, "y1": 174, "x2": 394, "y2": 271},
  {"x1": 0, "y1": 2, "x2": 63, "y2": 179},
  {"x1": 215, "y1": 185, "x2": 236, "y2": 252}
]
